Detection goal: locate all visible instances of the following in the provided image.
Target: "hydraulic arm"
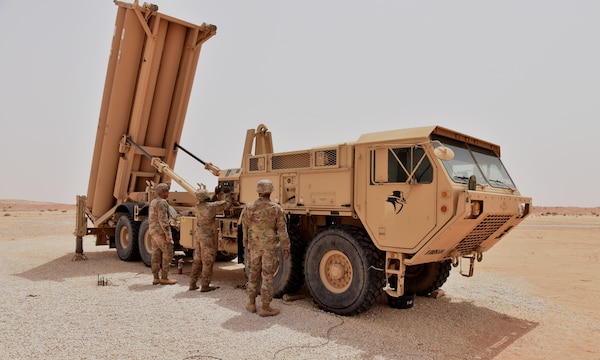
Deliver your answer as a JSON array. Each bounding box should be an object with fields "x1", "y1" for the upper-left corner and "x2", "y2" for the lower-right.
[{"x1": 125, "y1": 137, "x2": 198, "y2": 196}]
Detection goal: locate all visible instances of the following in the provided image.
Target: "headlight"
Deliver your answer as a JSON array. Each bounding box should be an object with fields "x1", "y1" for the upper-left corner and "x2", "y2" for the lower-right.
[
  {"x1": 465, "y1": 200, "x2": 483, "y2": 219},
  {"x1": 518, "y1": 202, "x2": 529, "y2": 218}
]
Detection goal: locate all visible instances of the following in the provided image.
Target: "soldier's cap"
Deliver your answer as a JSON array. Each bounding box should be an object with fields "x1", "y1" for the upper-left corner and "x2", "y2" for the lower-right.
[
  {"x1": 256, "y1": 179, "x2": 274, "y2": 194},
  {"x1": 195, "y1": 188, "x2": 209, "y2": 201},
  {"x1": 155, "y1": 183, "x2": 170, "y2": 193}
]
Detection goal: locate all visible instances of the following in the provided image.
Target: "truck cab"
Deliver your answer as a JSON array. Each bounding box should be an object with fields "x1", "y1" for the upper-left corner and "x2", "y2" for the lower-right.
[{"x1": 353, "y1": 126, "x2": 530, "y2": 301}]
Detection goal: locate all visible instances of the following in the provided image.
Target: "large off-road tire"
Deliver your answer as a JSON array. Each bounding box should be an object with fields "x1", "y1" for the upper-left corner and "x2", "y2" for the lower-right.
[
  {"x1": 272, "y1": 227, "x2": 305, "y2": 297},
  {"x1": 404, "y1": 260, "x2": 452, "y2": 296},
  {"x1": 216, "y1": 251, "x2": 238, "y2": 262},
  {"x1": 304, "y1": 225, "x2": 385, "y2": 316},
  {"x1": 244, "y1": 227, "x2": 306, "y2": 298},
  {"x1": 138, "y1": 219, "x2": 153, "y2": 267},
  {"x1": 184, "y1": 249, "x2": 194, "y2": 258},
  {"x1": 115, "y1": 214, "x2": 140, "y2": 261}
]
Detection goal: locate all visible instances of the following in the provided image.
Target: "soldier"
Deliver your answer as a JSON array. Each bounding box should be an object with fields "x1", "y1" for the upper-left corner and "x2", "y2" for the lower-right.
[
  {"x1": 241, "y1": 179, "x2": 290, "y2": 316},
  {"x1": 189, "y1": 185, "x2": 233, "y2": 292},
  {"x1": 149, "y1": 183, "x2": 177, "y2": 285}
]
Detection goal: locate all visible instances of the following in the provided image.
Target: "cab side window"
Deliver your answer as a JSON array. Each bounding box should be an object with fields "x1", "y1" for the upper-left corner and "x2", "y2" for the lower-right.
[
  {"x1": 372, "y1": 146, "x2": 433, "y2": 184},
  {"x1": 411, "y1": 147, "x2": 433, "y2": 183}
]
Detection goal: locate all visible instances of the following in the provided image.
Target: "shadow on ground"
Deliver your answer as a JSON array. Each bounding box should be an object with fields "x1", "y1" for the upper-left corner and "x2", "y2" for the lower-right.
[
  {"x1": 217, "y1": 290, "x2": 538, "y2": 359},
  {"x1": 15, "y1": 250, "x2": 537, "y2": 359},
  {"x1": 16, "y1": 250, "x2": 147, "y2": 282}
]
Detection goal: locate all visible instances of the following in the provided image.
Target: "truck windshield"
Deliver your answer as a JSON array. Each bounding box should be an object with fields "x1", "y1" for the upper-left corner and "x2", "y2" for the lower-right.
[{"x1": 432, "y1": 135, "x2": 516, "y2": 189}]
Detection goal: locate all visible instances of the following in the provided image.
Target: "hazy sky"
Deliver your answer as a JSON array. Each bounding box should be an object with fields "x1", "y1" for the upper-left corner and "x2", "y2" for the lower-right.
[{"x1": 0, "y1": 1, "x2": 598, "y2": 207}]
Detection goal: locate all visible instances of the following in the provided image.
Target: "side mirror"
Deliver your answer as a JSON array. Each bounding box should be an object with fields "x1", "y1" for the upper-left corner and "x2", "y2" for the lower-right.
[{"x1": 434, "y1": 146, "x2": 455, "y2": 160}]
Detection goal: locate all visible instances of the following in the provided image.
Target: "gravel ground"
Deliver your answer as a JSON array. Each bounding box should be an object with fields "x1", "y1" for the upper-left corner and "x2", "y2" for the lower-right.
[{"x1": 0, "y1": 202, "x2": 598, "y2": 359}]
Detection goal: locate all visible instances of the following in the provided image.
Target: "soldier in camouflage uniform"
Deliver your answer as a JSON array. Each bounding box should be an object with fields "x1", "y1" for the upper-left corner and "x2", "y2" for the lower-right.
[
  {"x1": 189, "y1": 185, "x2": 233, "y2": 292},
  {"x1": 241, "y1": 179, "x2": 290, "y2": 317},
  {"x1": 149, "y1": 183, "x2": 177, "y2": 285}
]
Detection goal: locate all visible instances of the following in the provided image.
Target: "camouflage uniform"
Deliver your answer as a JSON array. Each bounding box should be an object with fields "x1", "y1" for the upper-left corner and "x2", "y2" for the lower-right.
[
  {"x1": 190, "y1": 189, "x2": 232, "y2": 291},
  {"x1": 241, "y1": 181, "x2": 290, "y2": 315},
  {"x1": 149, "y1": 183, "x2": 176, "y2": 285}
]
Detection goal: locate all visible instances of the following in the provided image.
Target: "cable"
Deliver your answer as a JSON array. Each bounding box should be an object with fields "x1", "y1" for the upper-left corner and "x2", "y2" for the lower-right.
[{"x1": 272, "y1": 300, "x2": 345, "y2": 359}]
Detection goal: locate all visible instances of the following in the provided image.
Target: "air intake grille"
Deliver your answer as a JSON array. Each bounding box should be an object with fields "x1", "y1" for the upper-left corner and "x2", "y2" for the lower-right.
[
  {"x1": 315, "y1": 149, "x2": 337, "y2": 167},
  {"x1": 272, "y1": 152, "x2": 311, "y2": 170},
  {"x1": 455, "y1": 214, "x2": 512, "y2": 255},
  {"x1": 249, "y1": 157, "x2": 265, "y2": 172}
]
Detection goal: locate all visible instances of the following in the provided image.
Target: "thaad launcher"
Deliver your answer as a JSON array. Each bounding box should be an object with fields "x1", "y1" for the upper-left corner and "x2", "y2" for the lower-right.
[
  {"x1": 74, "y1": 1, "x2": 217, "y2": 262},
  {"x1": 75, "y1": 1, "x2": 532, "y2": 316}
]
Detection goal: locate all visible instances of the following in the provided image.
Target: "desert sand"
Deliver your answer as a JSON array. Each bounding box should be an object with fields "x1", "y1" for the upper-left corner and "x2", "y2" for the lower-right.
[{"x1": 0, "y1": 200, "x2": 598, "y2": 359}]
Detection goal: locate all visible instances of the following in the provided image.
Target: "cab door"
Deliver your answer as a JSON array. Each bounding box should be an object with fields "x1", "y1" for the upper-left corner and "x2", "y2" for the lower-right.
[{"x1": 361, "y1": 145, "x2": 437, "y2": 252}]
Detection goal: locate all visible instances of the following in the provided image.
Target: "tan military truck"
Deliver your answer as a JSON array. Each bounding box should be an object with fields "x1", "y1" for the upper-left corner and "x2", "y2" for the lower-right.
[
  {"x1": 212, "y1": 124, "x2": 531, "y2": 315},
  {"x1": 75, "y1": 1, "x2": 532, "y2": 316}
]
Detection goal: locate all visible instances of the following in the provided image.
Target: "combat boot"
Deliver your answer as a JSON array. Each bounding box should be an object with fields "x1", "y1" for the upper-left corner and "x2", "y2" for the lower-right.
[
  {"x1": 189, "y1": 262, "x2": 201, "y2": 290},
  {"x1": 189, "y1": 281, "x2": 199, "y2": 291},
  {"x1": 259, "y1": 305, "x2": 280, "y2": 317},
  {"x1": 200, "y1": 285, "x2": 219, "y2": 292},
  {"x1": 152, "y1": 272, "x2": 160, "y2": 285},
  {"x1": 246, "y1": 299, "x2": 257, "y2": 313},
  {"x1": 159, "y1": 271, "x2": 177, "y2": 285}
]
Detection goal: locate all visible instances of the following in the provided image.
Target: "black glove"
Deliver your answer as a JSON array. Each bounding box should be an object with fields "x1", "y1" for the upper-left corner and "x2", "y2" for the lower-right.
[{"x1": 214, "y1": 185, "x2": 222, "y2": 194}]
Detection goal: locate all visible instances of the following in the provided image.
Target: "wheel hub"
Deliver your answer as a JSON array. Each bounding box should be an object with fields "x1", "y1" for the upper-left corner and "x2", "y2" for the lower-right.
[
  {"x1": 329, "y1": 263, "x2": 345, "y2": 280},
  {"x1": 120, "y1": 228, "x2": 129, "y2": 247},
  {"x1": 320, "y1": 250, "x2": 352, "y2": 293}
]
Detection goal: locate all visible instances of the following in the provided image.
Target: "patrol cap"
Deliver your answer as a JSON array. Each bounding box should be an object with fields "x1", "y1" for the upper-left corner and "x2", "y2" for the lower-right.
[
  {"x1": 195, "y1": 188, "x2": 209, "y2": 202},
  {"x1": 155, "y1": 183, "x2": 170, "y2": 194},
  {"x1": 256, "y1": 179, "x2": 274, "y2": 194}
]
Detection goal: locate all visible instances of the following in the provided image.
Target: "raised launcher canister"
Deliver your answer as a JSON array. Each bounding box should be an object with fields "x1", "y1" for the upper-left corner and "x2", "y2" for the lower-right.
[{"x1": 75, "y1": 1, "x2": 216, "y2": 256}]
